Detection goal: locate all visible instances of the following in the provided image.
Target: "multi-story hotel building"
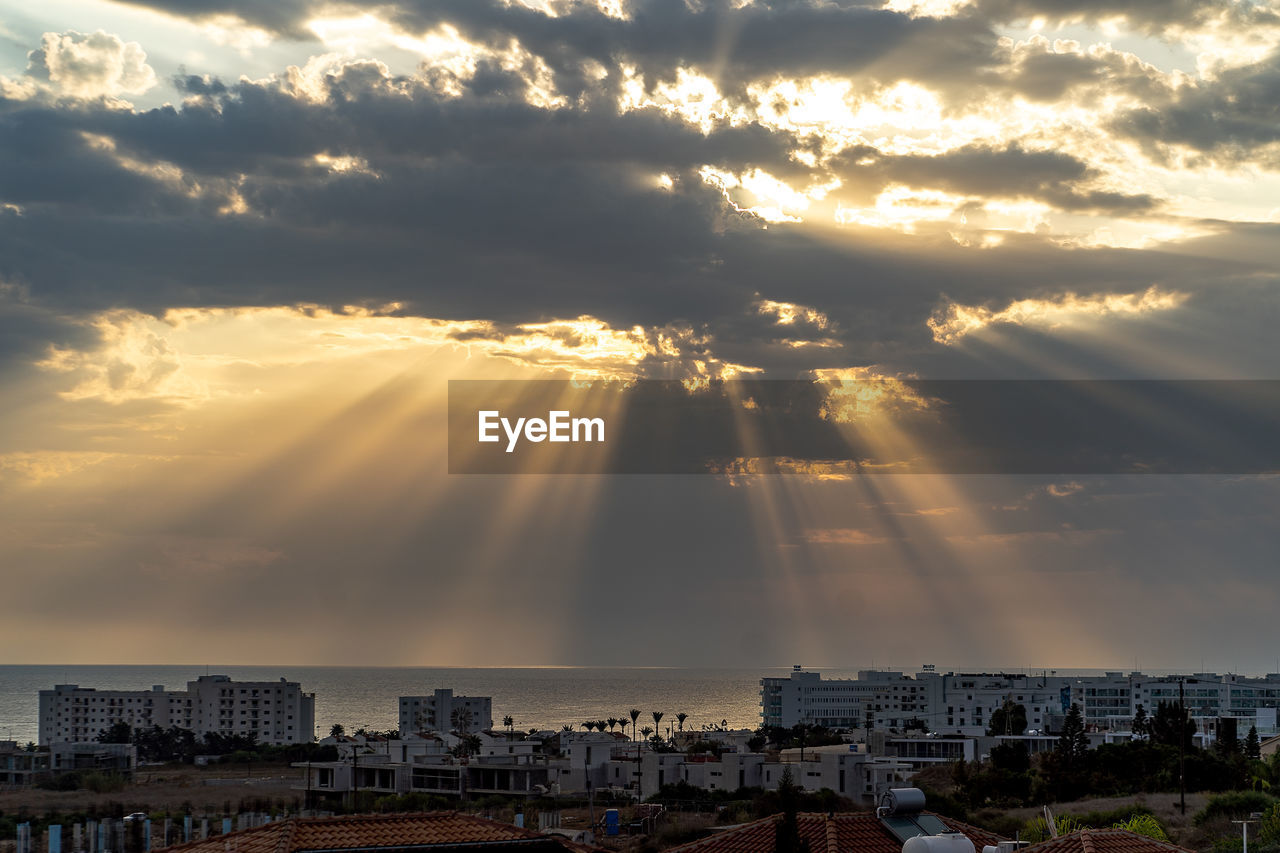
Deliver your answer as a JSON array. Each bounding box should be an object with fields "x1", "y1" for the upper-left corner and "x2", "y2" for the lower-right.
[{"x1": 39, "y1": 675, "x2": 315, "y2": 745}]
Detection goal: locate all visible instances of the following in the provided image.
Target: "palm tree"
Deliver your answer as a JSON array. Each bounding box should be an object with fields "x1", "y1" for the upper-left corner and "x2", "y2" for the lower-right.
[
  {"x1": 630, "y1": 708, "x2": 642, "y2": 762},
  {"x1": 581, "y1": 721, "x2": 595, "y2": 731},
  {"x1": 329, "y1": 723, "x2": 345, "y2": 738},
  {"x1": 595, "y1": 720, "x2": 608, "y2": 734},
  {"x1": 652, "y1": 711, "x2": 665, "y2": 742},
  {"x1": 503, "y1": 715, "x2": 514, "y2": 740},
  {"x1": 607, "y1": 717, "x2": 619, "y2": 734},
  {"x1": 676, "y1": 712, "x2": 688, "y2": 733},
  {"x1": 640, "y1": 726, "x2": 653, "y2": 740}
]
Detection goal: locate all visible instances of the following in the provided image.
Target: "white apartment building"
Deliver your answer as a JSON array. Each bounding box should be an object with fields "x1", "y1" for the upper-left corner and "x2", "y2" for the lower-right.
[
  {"x1": 38, "y1": 675, "x2": 315, "y2": 746},
  {"x1": 1086, "y1": 672, "x2": 1280, "y2": 736},
  {"x1": 398, "y1": 689, "x2": 493, "y2": 735},
  {"x1": 761, "y1": 666, "x2": 1068, "y2": 737},
  {"x1": 762, "y1": 667, "x2": 1280, "y2": 739},
  {"x1": 761, "y1": 667, "x2": 943, "y2": 730},
  {"x1": 187, "y1": 675, "x2": 315, "y2": 744}
]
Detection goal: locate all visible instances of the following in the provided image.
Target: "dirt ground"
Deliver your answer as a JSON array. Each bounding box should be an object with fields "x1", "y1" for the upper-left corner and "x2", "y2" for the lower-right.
[
  {"x1": 0, "y1": 762, "x2": 306, "y2": 817},
  {"x1": 999, "y1": 791, "x2": 1212, "y2": 842}
]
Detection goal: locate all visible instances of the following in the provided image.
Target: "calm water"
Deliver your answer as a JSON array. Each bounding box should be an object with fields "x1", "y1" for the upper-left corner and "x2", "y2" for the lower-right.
[{"x1": 0, "y1": 665, "x2": 807, "y2": 745}]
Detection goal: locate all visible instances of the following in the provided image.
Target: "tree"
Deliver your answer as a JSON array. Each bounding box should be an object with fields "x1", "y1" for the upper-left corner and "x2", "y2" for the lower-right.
[
  {"x1": 676, "y1": 712, "x2": 689, "y2": 733},
  {"x1": 503, "y1": 715, "x2": 514, "y2": 739},
  {"x1": 1132, "y1": 705, "x2": 1149, "y2": 737},
  {"x1": 989, "y1": 741, "x2": 1030, "y2": 773},
  {"x1": 987, "y1": 700, "x2": 1028, "y2": 736},
  {"x1": 1149, "y1": 701, "x2": 1196, "y2": 750},
  {"x1": 640, "y1": 726, "x2": 654, "y2": 739},
  {"x1": 607, "y1": 717, "x2": 619, "y2": 733},
  {"x1": 629, "y1": 709, "x2": 641, "y2": 740},
  {"x1": 97, "y1": 721, "x2": 132, "y2": 744},
  {"x1": 652, "y1": 711, "x2": 665, "y2": 741},
  {"x1": 1056, "y1": 704, "x2": 1088, "y2": 769},
  {"x1": 595, "y1": 720, "x2": 608, "y2": 734},
  {"x1": 451, "y1": 734, "x2": 481, "y2": 760},
  {"x1": 329, "y1": 723, "x2": 345, "y2": 738},
  {"x1": 1247, "y1": 725, "x2": 1262, "y2": 760},
  {"x1": 774, "y1": 767, "x2": 811, "y2": 853}
]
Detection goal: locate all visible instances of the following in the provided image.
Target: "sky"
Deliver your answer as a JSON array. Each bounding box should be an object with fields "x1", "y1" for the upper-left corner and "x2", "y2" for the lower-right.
[{"x1": 1, "y1": 0, "x2": 1279, "y2": 670}]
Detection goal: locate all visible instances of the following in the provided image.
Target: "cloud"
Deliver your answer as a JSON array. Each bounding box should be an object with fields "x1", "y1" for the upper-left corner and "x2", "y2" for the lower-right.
[
  {"x1": 803, "y1": 528, "x2": 890, "y2": 545},
  {"x1": 1109, "y1": 48, "x2": 1280, "y2": 166},
  {"x1": 832, "y1": 141, "x2": 1159, "y2": 213},
  {"x1": 25, "y1": 30, "x2": 157, "y2": 99},
  {"x1": 971, "y1": 0, "x2": 1280, "y2": 40},
  {"x1": 928, "y1": 284, "x2": 1190, "y2": 344}
]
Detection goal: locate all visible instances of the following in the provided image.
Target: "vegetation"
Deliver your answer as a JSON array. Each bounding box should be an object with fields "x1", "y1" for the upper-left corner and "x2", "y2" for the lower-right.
[
  {"x1": 987, "y1": 701, "x2": 1028, "y2": 737},
  {"x1": 97, "y1": 722, "x2": 338, "y2": 764}
]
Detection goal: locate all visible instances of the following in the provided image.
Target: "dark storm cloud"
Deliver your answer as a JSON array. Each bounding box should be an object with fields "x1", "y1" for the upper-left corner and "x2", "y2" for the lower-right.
[
  {"x1": 0, "y1": 284, "x2": 98, "y2": 368},
  {"x1": 830, "y1": 142, "x2": 1158, "y2": 212},
  {"x1": 133, "y1": 64, "x2": 807, "y2": 178},
  {"x1": 108, "y1": 0, "x2": 997, "y2": 96},
  {"x1": 0, "y1": 4, "x2": 1276, "y2": 381},
  {"x1": 1109, "y1": 49, "x2": 1280, "y2": 165}
]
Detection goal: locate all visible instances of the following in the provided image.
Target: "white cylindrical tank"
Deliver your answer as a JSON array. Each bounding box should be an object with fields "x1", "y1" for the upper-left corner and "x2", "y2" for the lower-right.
[{"x1": 903, "y1": 833, "x2": 977, "y2": 853}]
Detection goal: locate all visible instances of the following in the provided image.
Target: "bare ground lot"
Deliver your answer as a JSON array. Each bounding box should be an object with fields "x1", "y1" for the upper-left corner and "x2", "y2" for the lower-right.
[
  {"x1": 0, "y1": 763, "x2": 305, "y2": 817},
  {"x1": 998, "y1": 792, "x2": 1212, "y2": 843}
]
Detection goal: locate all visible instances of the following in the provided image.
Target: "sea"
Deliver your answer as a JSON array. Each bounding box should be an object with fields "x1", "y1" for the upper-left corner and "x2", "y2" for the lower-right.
[
  {"x1": 0, "y1": 665, "x2": 817, "y2": 746},
  {"x1": 0, "y1": 664, "x2": 1213, "y2": 746}
]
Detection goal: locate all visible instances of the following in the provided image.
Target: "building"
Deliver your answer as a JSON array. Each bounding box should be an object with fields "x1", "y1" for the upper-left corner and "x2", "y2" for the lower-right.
[
  {"x1": 295, "y1": 745, "x2": 567, "y2": 805},
  {"x1": 762, "y1": 667, "x2": 1280, "y2": 740},
  {"x1": 399, "y1": 689, "x2": 493, "y2": 735},
  {"x1": 0, "y1": 741, "x2": 50, "y2": 786},
  {"x1": 49, "y1": 742, "x2": 137, "y2": 775},
  {"x1": 154, "y1": 812, "x2": 602, "y2": 853},
  {"x1": 0, "y1": 740, "x2": 136, "y2": 787},
  {"x1": 186, "y1": 675, "x2": 315, "y2": 744},
  {"x1": 761, "y1": 667, "x2": 943, "y2": 730},
  {"x1": 38, "y1": 675, "x2": 314, "y2": 746},
  {"x1": 761, "y1": 667, "x2": 1067, "y2": 736}
]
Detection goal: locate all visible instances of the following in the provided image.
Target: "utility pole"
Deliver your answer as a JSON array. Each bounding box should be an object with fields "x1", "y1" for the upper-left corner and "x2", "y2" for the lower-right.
[{"x1": 1179, "y1": 679, "x2": 1186, "y2": 816}]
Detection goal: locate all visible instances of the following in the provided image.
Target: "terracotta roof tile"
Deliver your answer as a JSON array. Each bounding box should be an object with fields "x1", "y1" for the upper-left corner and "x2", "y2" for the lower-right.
[
  {"x1": 1024, "y1": 829, "x2": 1194, "y2": 853},
  {"x1": 157, "y1": 813, "x2": 601, "y2": 853},
  {"x1": 667, "y1": 811, "x2": 1006, "y2": 853}
]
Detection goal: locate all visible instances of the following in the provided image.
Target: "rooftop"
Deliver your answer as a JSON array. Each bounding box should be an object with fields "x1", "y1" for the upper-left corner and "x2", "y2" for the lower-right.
[
  {"x1": 664, "y1": 811, "x2": 1004, "y2": 853},
  {"x1": 1024, "y1": 829, "x2": 1195, "y2": 853},
  {"x1": 156, "y1": 813, "x2": 602, "y2": 853}
]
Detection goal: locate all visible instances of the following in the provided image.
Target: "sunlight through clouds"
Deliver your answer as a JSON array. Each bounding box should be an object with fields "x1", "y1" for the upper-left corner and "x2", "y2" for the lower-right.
[{"x1": 928, "y1": 285, "x2": 1192, "y2": 344}]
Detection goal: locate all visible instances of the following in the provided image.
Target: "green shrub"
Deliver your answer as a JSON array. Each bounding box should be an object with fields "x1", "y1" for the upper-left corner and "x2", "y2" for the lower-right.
[
  {"x1": 1112, "y1": 813, "x2": 1169, "y2": 841},
  {"x1": 1196, "y1": 792, "x2": 1278, "y2": 826}
]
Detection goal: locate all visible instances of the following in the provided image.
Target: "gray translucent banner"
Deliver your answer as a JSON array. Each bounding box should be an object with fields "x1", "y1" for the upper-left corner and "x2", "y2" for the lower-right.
[{"x1": 447, "y1": 379, "x2": 1280, "y2": 474}]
